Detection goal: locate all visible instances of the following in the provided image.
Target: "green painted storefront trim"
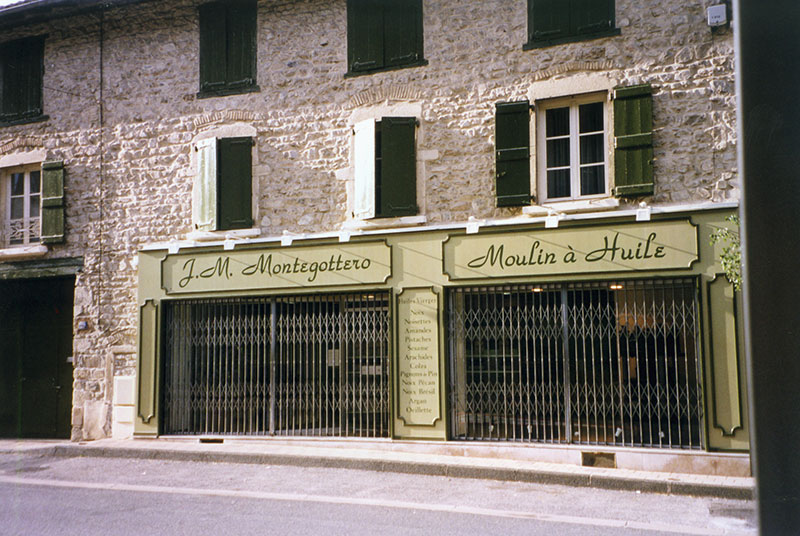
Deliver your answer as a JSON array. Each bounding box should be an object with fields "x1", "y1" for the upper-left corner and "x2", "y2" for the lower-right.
[
  {"x1": 0, "y1": 256, "x2": 83, "y2": 280},
  {"x1": 134, "y1": 208, "x2": 747, "y2": 451}
]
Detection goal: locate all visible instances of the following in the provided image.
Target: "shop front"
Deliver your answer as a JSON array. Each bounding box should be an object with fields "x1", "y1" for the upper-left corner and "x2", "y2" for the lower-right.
[{"x1": 134, "y1": 207, "x2": 748, "y2": 456}]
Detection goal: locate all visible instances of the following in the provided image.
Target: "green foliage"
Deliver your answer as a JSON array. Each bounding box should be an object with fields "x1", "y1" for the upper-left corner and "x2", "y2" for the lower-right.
[{"x1": 710, "y1": 215, "x2": 742, "y2": 291}]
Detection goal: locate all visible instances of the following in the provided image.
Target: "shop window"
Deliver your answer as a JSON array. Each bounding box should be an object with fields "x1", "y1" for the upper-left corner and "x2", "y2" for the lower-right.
[
  {"x1": 494, "y1": 84, "x2": 653, "y2": 206},
  {"x1": 198, "y1": 0, "x2": 258, "y2": 97},
  {"x1": 0, "y1": 37, "x2": 45, "y2": 125},
  {"x1": 353, "y1": 117, "x2": 417, "y2": 219},
  {"x1": 346, "y1": 0, "x2": 426, "y2": 76},
  {"x1": 524, "y1": 0, "x2": 620, "y2": 50},
  {"x1": 193, "y1": 137, "x2": 253, "y2": 231},
  {"x1": 2, "y1": 161, "x2": 64, "y2": 248}
]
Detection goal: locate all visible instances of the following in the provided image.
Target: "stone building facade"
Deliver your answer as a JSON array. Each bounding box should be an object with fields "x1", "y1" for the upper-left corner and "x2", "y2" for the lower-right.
[{"x1": 0, "y1": 0, "x2": 746, "y2": 474}]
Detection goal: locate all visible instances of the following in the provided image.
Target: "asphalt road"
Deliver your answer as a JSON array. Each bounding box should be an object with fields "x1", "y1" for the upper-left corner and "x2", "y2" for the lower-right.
[{"x1": 0, "y1": 454, "x2": 756, "y2": 535}]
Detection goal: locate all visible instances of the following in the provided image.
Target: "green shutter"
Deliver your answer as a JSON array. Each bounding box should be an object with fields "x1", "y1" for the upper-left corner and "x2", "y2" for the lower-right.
[
  {"x1": 529, "y1": 0, "x2": 570, "y2": 44},
  {"x1": 0, "y1": 38, "x2": 43, "y2": 120},
  {"x1": 347, "y1": 0, "x2": 384, "y2": 72},
  {"x1": 40, "y1": 160, "x2": 65, "y2": 244},
  {"x1": 572, "y1": 0, "x2": 614, "y2": 35},
  {"x1": 379, "y1": 117, "x2": 417, "y2": 217},
  {"x1": 199, "y1": 2, "x2": 227, "y2": 92},
  {"x1": 217, "y1": 137, "x2": 253, "y2": 230},
  {"x1": 226, "y1": 0, "x2": 257, "y2": 88},
  {"x1": 384, "y1": 0, "x2": 422, "y2": 67},
  {"x1": 614, "y1": 84, "x2": 654, "y2": 197},
  {"x1": 22, "y1": 38, "x2": 43, "y2": 117},
  {"x1": 495, "y1": 101, "x2": 531, "y2": 207}
]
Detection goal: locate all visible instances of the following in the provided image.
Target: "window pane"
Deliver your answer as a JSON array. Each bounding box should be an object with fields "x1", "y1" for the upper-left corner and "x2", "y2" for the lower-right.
[
  {"x1": 546, "y1": 107, "x2": 569, "y2": 137},
  {"x1": 10, "y1": 197, "x2": 23, "y2": 219},
  {"x1": 11, "y1": 173, "x2": 25, "y2": 196},
  {"x1": 580, "y1": 165, "x2": 605, "y2": 196},
  {"x1": 580, "y1": 133, "x2": 604, "y2": 164},
  {"x1": 547, "y1": 169, "x2": 571, "y2": 198},
  {"x1": 29, "y1": 170, "x2": 40, "y2": 193},
  {"x1": 546, "y1": 138, "x2": 570, "y2": 167},
  {"x1": 30, "y1": 194, "x2": 40, "y2": 218},
  {"x1": 579, "y1": 102, "x2": 603, "y2": 133}
]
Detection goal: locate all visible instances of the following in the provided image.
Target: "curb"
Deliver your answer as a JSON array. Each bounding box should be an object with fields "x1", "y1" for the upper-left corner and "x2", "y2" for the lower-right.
[{"x1": 0, "y1": 443, "x2": 754, "y2": 501}]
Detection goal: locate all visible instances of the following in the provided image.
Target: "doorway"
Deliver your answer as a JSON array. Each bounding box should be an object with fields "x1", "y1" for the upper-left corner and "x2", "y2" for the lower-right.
[{"x1": 0, "y1": 276, "x2": 75, "y2": 438}]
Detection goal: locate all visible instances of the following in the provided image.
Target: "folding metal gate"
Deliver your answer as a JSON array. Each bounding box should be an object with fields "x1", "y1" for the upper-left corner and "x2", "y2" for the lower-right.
[
  {"x1": 447, "y1": 278, "x2": 704, "y2": 448},
  {"x1": 162, "y1": 292, "x2": 390, "y2": 438}
]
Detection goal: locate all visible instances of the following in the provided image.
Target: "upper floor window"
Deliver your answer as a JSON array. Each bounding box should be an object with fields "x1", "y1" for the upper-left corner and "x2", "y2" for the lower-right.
[
  {"x1": 2, "y1": 161, "x2": 64, "y2": 248},
  {"x1": 353, "y1": 117, "x2": 417, "y2": 218},
  {"x1": 494, "y1": 84, "x2": 654, "y2": 207},
  {"x1": 346, "y1": 0, "x2": 426, "y2": 76},
  {"x1": 194, "y1": 137, "x2": 254, "y2": 231},
  {"x1": 0, "y1": 37, "x2": 45, "y2": 125},
  {"x1": 537, "y1": 95, "x2": 607, "y2": 202},
  {"x1": 198, "y1": 0, "x2": 258, "y2": 97},
  {"x1": 524, "y1": 0, "x2": 619, "y2": 50}
]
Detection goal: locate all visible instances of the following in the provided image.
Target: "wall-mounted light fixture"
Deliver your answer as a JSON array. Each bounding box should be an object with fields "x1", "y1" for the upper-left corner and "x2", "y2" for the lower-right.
[
  {"x1": 466, "y1": 216, "x2": 484, "y2": 235},
  {"x1": 636, "y1": 201, "x2": 652, "y2": 221}
]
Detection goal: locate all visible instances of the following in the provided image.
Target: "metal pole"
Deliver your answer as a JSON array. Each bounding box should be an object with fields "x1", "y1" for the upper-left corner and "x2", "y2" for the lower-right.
[{"x1": 735, "y1": 1, "x2": 800, "y2": 533}]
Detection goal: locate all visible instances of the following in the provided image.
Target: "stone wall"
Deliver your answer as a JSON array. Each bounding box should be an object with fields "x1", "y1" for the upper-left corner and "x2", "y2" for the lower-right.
[{"x1": 0, "y1": 0, "x2": 737, "y2": 440}]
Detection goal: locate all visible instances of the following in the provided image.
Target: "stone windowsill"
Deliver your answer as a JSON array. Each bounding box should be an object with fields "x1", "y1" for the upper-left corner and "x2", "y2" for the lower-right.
[
  {"x1": 342, "y1": 215, "x2": 427, "y2": 232},
  {"x1": 186, "y1": 228, "x2": 262, "y2": 242},
  {"x1": 522, "y1": 197, "x2": 620, "y2": 217},
  {"x1": 0, "y1": 244, "x2": 49, "y2": 261}
]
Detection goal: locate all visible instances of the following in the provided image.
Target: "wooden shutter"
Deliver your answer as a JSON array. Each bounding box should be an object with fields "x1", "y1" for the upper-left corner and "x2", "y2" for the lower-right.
[
  {"x1": 1, "y1": 38, "x2": 43, "y2": 119},
  {"x1": 529, "y1": 0, "x2": 570, "y2": 44},
  {"x1": 495, "y1": 101, "x2": 531, "y2": 207},
  {"x1": 40, "y1": 160, "x2": 65, "y2": 244},
  {"x1": 22, "y1": 38, "x2": 43, "y2": 117},
  {"x1": 380, "y1": 117, "x2": 417, "y2": 217},
  {"x1": 572, "y1": 0, "x2": 614, "y2": 35},
  {"x1": 614, "y1": 84, "x2": 654, "y2": 197},
  {"x1": 226, "y1": 1, "x2": 257, "y2": 88},
  {"x1": 384, "y1": 0, "x2": 422, "y2": 67},
  {"x1": 353, "y1": 118, "x2": 376, "y2": 219},
  {"x1": 194, "y1": 137, "x2": 217, "y2": 231},
  {"x1": 347, "y1": 0, "x2": 384, "y2": 72},
  {"x1": 199, "y1": 2, "x2": 227, "y2": 92},
  {"x1": 217, "y1": 137, "x2": 253, "y2": 230}
]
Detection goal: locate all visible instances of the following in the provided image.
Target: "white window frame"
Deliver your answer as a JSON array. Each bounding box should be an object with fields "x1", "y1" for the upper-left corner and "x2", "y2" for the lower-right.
[
  {"x1": 3, "y1": 164, "x2": 42, "y2": 247},
  {"x1": 536, "y1": 92, "x2": 609, "y2": 203}
]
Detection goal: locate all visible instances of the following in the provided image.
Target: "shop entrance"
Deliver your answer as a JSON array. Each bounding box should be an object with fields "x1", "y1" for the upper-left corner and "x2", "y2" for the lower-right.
[
  {"x1": 447, "y1": 278, "x2": 703, "y2": 448},
  {"x1": 0, "y1": 276, "x2": 75, "y2": 438},
  {"x1": 162, "y1": 292, "x2": 390, "y2": 438}
]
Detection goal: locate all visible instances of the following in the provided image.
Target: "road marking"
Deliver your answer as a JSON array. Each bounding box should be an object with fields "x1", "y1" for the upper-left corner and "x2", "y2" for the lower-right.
[{"x1": 0, "y1": 475, "x2": 750, "y2": 535}]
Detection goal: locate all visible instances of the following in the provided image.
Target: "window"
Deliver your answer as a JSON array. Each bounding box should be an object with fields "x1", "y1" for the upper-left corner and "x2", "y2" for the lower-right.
[
  {"x1": 346, "y1": 0, "x2": 425, "y2": 76},
  {"x1": 198, "y1": 0, "x2": 258, "y2": 97},
  {"x1": 2, "y1": 161, "x2": 64, "y2": 248},
  {"x1": 0, "y1": 37, "x2": 45, "y2": 124},
  {"x1": 537, "y1": 94, "x2": 607, "y2": 202},
  {"x1": 525, "y1": 0, "x2": 619, "y2": 50},
  {"x1": 494, "y1": 84, "x2": 654, "y2": 206},
  {"x1": 193, "y1": 137, "x2": 253, "y2": 232},
  {"x1": 353, "y1": 117, "x2": 417, "y2": 219},
  {"x1": 5, "y1": 167, "x2": 40, "y2": 246}
]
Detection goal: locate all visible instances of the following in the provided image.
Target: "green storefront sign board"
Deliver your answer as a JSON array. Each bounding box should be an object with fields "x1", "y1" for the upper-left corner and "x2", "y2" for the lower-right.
[
  {"x1": 161, "y1": 240, "x2": 392, "y2": 294},
  {"x1": 443, "y1": 219, "x2": 698, "y2": 280}
]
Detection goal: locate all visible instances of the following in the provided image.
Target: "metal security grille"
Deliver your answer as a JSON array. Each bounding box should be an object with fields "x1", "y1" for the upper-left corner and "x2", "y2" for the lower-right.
[
  {"x1": 447, "y1": 278, "x2": 703, "y2": 448},
  {"x1": 162, "y1": 292, "x2": 390, "y2": 438}
]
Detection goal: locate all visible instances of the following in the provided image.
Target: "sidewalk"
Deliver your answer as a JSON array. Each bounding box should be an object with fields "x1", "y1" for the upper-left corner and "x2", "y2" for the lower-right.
[{"x1": 0, "y1": 438, "x2": 755, "y2": 500}]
